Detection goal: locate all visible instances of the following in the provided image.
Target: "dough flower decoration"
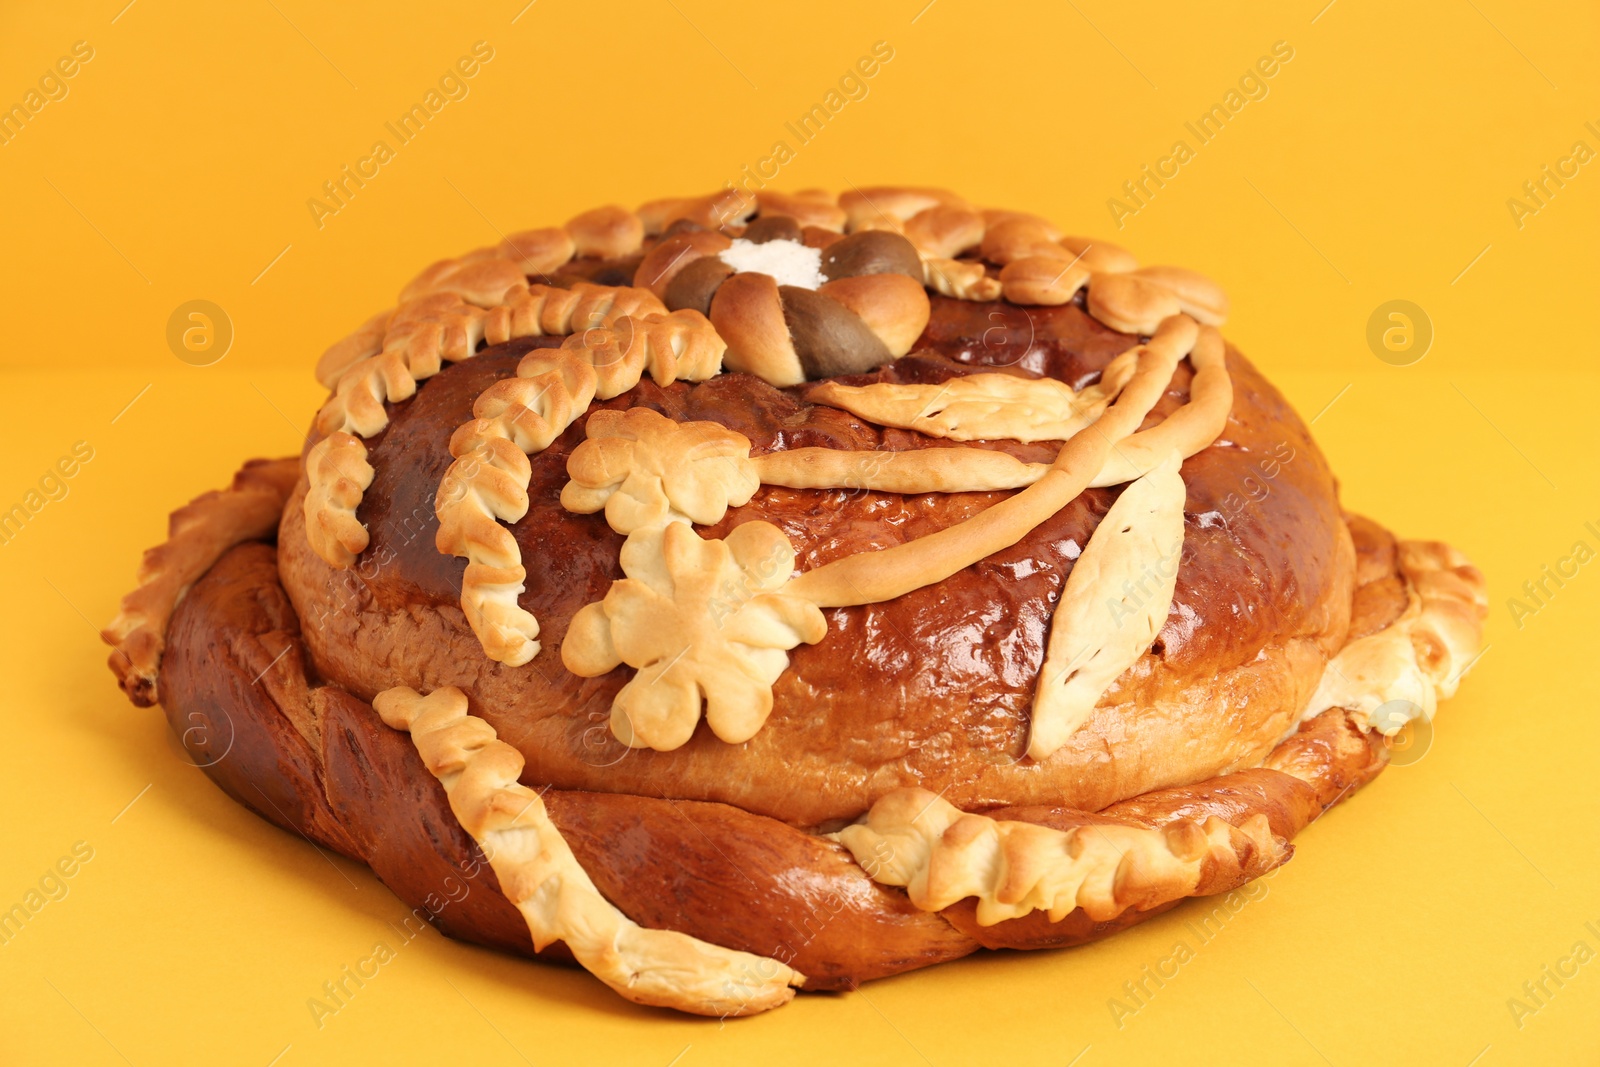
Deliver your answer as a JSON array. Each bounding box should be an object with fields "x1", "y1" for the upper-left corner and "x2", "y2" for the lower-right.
[
  {"x1": 561, "y1": 408, "x2": 760, "y2": 535},
  {"x1": 562, "y1": 521, "x2": 826, "y2": 751}
]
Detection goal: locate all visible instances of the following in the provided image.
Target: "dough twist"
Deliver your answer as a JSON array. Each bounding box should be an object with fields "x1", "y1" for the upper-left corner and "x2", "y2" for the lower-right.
[{"x1": 374, "y1": 685, "x2": 804, "y2": 1016}]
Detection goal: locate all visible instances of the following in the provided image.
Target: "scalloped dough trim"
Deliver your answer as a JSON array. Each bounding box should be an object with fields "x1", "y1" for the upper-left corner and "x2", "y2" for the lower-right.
[
  {"x1": 302, "y1": 433, "x2": 375, "y2": 569},
  {"x1": 304, "y1": 283, "x2": 668, "y2": 569},
  {"x1": 373, "y1": 685, "x2": 803, "y2": 1016},
  {"x1": 101, "y1": 458, "x2": 300, "y2": 706},
  {"x1": 833, "y1": 788, "x2": 1284, "y2": 926},
  {"x1": 1301, "y1": 539, "x2": 1489, "y2": 731}
]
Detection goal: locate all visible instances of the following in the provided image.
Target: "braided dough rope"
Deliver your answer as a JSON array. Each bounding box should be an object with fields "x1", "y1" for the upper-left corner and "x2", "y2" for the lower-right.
[
  {"x1": 372, "y1": 685, "x2": 803, "y2": 1016},
  {"x1": 436, "y1": 312, "x2": 728, "y2": 665},
  {"x1": 785, "y1": 315, "x2": 1200, "y2": 608},
  {"x1": 303, "y1": 282, "x2": 669, "y2": 569},
  {"x1": 102, "y1": 457, "x2": 300, "y2": 706},
  {"x1": 833, "y1": 788, "x2": 1284, "y2": 926},
  {"x1": 1302, "y1": 539, "x2": 1488, "y2": 731},
  {"x1": 1029, "y1": 450, "x2": 1186, "y2": 760}
]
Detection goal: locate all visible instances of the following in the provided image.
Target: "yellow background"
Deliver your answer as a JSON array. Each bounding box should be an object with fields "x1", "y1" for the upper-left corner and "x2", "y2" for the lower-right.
[{"x1": 1, "y1": 0, "x2": 1595, "y2": 1063}]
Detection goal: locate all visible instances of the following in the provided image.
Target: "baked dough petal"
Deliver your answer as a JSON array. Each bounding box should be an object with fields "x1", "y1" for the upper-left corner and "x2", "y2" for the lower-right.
[{"x1": 1029, "y1": 450, "x2": 1187, "y2": 760}]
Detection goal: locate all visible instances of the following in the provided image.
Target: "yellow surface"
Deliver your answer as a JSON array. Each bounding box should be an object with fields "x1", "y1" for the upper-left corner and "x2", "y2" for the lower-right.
[{"x1": 1, "y1": 0, "x2": 1595, "y2": 1063}]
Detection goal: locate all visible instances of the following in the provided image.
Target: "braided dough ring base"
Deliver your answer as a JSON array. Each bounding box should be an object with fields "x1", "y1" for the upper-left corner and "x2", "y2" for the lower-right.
[
  {"x1": 117, "y1": 463, "x2": 1479, "y2": 1014},
  {"x1": 101, "y1": 457, "x2": 300, "y2": 706}
]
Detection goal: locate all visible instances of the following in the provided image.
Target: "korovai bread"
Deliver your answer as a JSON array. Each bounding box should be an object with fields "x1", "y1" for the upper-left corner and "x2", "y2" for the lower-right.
[{"x1": 104, "y1": 186, "x2": 1487, "y2": 1016}]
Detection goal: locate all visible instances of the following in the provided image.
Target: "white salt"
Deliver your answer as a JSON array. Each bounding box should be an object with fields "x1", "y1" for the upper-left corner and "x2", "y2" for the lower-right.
[{"x1": 718, "y1": 237, "x2": 825, "y2": 290}]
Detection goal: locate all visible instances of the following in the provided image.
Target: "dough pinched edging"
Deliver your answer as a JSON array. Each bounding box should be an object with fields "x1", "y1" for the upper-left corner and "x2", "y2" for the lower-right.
[
  {"x1": 302, "y1": 432, "x2": 374, "y2": 569},
  {"x1": 102, "y1": 457, "x2": 300, "y2": 706},
  {"x1": 372, "y1": 684, "x2": 804, "y2": 1017},
  {"x1": 303, "y1": 281, "x2": 671, "y2": 570},
  {"x1": 1302, "y1": 538, "x2": 1489, "y2": 731},
  {"x1": 833, "y1": 788, "x2": 1285, "y2": 926}
]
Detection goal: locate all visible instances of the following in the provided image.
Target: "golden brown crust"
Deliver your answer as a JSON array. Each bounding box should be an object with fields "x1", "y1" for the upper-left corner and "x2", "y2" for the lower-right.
[{"x1": 834, "y1": 788, "x2": 1286, "y2": 926}]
